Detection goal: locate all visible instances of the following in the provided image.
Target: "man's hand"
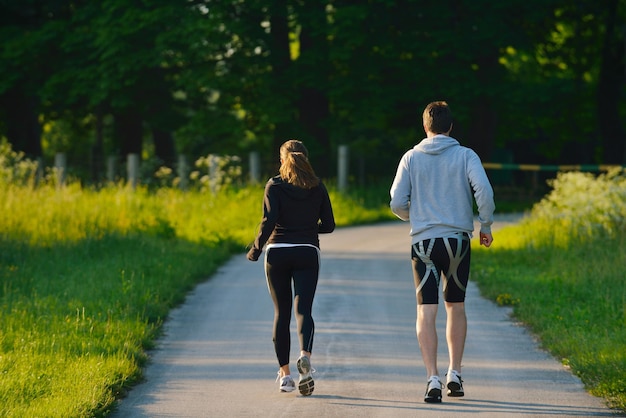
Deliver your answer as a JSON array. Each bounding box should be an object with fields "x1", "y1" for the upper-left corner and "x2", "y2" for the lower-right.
[{"x1": 479, "y1": 232, "x2": 493, "y2": 247}]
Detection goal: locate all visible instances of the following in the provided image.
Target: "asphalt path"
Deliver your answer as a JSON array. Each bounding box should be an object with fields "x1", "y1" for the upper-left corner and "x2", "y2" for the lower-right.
[{"x1": 111, "y1": 214, "x2": 617, "y2": 417}]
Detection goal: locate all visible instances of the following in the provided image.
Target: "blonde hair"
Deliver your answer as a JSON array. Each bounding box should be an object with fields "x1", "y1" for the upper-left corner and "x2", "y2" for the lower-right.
[{"x1": 279, "y1": 139, "x2": 320, "y2": 189}]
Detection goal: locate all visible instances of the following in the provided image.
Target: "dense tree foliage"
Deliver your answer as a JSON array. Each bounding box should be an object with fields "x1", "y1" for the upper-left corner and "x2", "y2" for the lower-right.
[{"x1": 0, "y1": 0, "x2": 624, "y2": 183}]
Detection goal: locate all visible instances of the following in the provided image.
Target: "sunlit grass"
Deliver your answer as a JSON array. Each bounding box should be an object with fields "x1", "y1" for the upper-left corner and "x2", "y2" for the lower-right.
[
  {"x1": 0, "y1": 176, "x2": 392, "y2": 417},
  {"x1": 472, "y1": 169, "x2": 626, "y2": 413},
  {"x1": 0, "y1": 234, "x2": 225, "y2": 417},
  {"x1": 3, "y1": 141, "x2": 623, "y2": 416}
]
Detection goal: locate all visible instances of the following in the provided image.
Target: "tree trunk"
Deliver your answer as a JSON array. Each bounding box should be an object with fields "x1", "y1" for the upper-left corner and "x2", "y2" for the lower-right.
[
  {"x1": 296, "y1": 1, "x2": 331, "y2": 177},
  {"x1": 143, "y1": 68, "x2": 178, "y2": 168},
  {"x1": 113, "y1": 109, "x2": 143, "y2": 157},
  {"x1": 152, "y1": 128, "x2": 176, "y2": 167},
  {"x1": 597, "y1": 0, "x2": 625, "y2": 164},
  {"x1": 447, "y1": 0, "x2": 500, "y2": 162},
  {"x1": 465, "y1": 97, "x2": 498, "y2": 161},
  {"x1": 298, "y1": 86, "x2": 330, "y2": 176},
  {"x1": 91, "y1": 109, "x2": 105, "y2": 182},
  {"x1": 269, "y1": 0, "x2": 293, "y2": 169},
  {"x1": 1, "y1": 86, "x2": 42, "y2": 158}
]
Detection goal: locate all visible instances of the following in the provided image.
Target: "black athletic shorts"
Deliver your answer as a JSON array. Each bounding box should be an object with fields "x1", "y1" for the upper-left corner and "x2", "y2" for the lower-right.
[{"x1": 411, "y1": 232, "x2": 471, "y2": 305}]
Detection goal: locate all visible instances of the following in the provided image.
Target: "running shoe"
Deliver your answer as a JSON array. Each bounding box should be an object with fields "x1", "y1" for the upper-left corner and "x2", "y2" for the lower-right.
[
  {"x1": 446, "y1": 370, "x2": 464, "y2": 397},
  {"x1": 296, "y1": 355, "x2": 315, "y2": 396},
  {"x1": 424, "y1": 376, "x2": 442, "y2": 403},
  {"x1": 277, "y1": 373, "x2": 296, "y2": 393}
]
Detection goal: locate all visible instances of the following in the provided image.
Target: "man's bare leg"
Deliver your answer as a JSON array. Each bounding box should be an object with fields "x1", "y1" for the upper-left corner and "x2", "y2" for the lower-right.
[
  {"x1": 445, "y1": 301, "x2": 466, "y2": 396},
  {"x1": 417, "y1": 303, "x2": 439, "y2": 377},
  {"x1": 445, "y1": 301, "x2": 466, "y2": 373}
]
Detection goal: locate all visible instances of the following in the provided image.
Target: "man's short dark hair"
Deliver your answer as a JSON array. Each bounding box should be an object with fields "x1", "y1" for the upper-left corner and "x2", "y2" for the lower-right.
[{"x1": 423, "y1": 101, "x2": 453, "y2": 134}]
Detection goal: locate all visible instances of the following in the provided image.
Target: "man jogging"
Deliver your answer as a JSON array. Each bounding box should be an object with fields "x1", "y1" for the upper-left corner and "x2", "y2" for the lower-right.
[{"x1": 389, "y1": 101, "x2": 495, "y2": 403}]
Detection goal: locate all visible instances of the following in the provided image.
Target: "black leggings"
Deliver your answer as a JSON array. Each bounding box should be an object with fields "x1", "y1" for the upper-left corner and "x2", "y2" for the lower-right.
[{"x1": 265, "y1": 245, "x2": 320, "y2": 367}]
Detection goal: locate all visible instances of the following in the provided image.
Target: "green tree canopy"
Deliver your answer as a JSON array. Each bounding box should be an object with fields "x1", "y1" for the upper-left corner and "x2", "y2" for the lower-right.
[{"x1": 0, "y1": 0, "x2": 623, "y2": 183}]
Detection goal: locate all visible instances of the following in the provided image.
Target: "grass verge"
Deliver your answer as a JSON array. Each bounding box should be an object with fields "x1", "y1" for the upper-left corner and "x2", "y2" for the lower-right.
[
  {"x1": 0, "y1": 181, "x2": 393, "y2": 417},
  {"x1": 472, "y1": 170, "x2": 626, "y2": 413},
  {"x1": 3, "y1": 165, "x2": 624, "y2": 415}
]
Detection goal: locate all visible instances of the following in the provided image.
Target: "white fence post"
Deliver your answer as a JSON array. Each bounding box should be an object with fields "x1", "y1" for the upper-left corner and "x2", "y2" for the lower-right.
[
  {"x1": 54, "y1": 152, "x2": 66, "y2": 187},
  {"x1": 106, "y1": 156, "x2": 116, "y2": 183},
  {"x1": 208, "y1": 154, "x2": 218, "y2": 193},
  {"x1": 177, "y1": 154, "x2": 188, "y2": 189},
  {"x1": 249, "y1": 151, "x2": 260, "y2": 184},
  {"x1": 338, "y1": 145, "x2": 349, "y2": 193},
  {"x1": 127, "y1": 153, "x2": 139, "y2": 189}
]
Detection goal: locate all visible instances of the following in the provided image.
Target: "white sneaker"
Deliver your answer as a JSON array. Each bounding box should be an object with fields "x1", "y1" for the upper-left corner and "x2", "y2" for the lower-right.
[
  {"x1": 296, "y1": 356, "x2": 315, "y2": 396},
  {"x1": 446, "y1": 370, "x2": 464, "y2": 397},
  {"x1": 424, "y1": 375, "x2": 442, "y2": 403},
  {"x1": 277, "y1": 373, "x2": 295, "y2": 393}
]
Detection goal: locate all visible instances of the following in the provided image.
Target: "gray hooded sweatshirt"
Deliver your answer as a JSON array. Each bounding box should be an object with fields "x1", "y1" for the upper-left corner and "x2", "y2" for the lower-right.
[{"x1": 389, "y1": 134, "x2": 495, "y2": 244}]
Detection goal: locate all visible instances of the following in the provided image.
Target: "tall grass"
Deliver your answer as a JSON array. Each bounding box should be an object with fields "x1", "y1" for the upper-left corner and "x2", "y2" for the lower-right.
[
  {"x1": 472, "y1": 169, "x2": 626, "y2": 413},
  {"x1": 0, "y1": 185, "x2": 237, "y2": 417},
  {"x1": 0, "y1": 144, "x2": 393, "y2": 417},
  {"x1": 4, "y1": 137, "x2": 623, "y2": 415}
]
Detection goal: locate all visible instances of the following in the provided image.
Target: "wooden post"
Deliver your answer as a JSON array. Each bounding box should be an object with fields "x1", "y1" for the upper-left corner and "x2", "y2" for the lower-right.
[
  {"x1": 54, "y1": 152, "x2": 66, "y2": 187},
  {"x1": 106, "y1": 156, "x2": 116, "y2": 183},
  {"x1": 249, "y1": 151, "x2": 260, "y2": 184},
  {"x1": 208, "y1": 154, "x2": 218, "y2": 193},
  {"x1": 177, "y1": 154, "x2": 188, "y2": 190},
  {"x1": 34, "y1": 157, "x2": 44, "y2": 187},
  {"x1": 127, "y1": 153, "x2": 139, "y2": 189},
  {"x1": 338, "y1": 145, "x2": 349, "y2": 192}
]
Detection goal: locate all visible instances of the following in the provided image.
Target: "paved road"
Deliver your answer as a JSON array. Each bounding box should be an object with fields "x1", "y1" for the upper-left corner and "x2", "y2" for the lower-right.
[{"x1": 111, "y1": 215, "x2": 617, "y2": 417}]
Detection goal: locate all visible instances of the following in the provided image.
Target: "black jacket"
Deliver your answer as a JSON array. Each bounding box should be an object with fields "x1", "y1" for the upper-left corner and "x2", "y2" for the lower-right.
[{"x1": 247, "y1": 175, "x2": 335, "y2": 261}]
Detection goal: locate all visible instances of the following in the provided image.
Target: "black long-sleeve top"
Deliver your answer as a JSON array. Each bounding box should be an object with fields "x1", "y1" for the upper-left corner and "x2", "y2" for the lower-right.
[{"x1": 248, "y1": 175, "x2": 335, "y2": 260}]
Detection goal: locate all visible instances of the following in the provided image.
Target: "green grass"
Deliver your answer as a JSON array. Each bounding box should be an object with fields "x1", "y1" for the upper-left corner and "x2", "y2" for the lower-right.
[
  {"x1": 0, "y1": 231, "x2": 231, "y2": 417},
  {"x1": 472, "y1": 169, "x2": 626, "y2": 413},
  {"x1": 0, "y1": 178, "x2": 393, "y2": 417},
  {"x1": 1, "y1": 152, "x2": 625, "y2": 416}
]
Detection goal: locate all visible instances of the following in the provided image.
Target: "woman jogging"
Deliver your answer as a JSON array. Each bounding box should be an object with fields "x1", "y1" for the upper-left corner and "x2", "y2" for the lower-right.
[{"x1": 247, "y1": 139, "x2": 335, "y2": 396}]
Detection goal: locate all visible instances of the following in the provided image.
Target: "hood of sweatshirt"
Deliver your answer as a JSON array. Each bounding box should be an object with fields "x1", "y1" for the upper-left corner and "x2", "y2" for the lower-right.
[
  {"x1": 414, "y1": 134, "x2": 460, "y2": 155},
  {"x1": 270, "y1": 175, "x2": 316, "y2": 199}
]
